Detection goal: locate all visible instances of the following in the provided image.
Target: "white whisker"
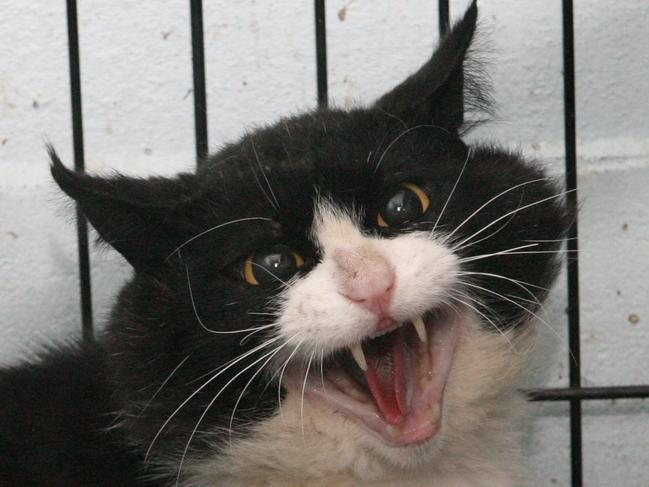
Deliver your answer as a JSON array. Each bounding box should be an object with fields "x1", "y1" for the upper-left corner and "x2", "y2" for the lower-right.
[
  {"x1": 226, "y1": 341, "x2": 290, "y2": 446},
  {"x1": 300, "y1": 350, "x2": 316, "y2": 443},
  {"x1": 166, "y1": 217, "x2": 272, "y2": 260},
  {"x1": 250, "y1": 137, "x2": 280, "y2": 211},
  {"x1": 276, "y1": 339, "x2": 305, "y2": 417},
  {"x1": 186, "y1": 264, "x2": 277, "y2": 335},
  {"x1": 175, "y1": 343, "x2": 288, "y2": 486},
  {"x1": 442, "y1": 178, "x2": 548, "y2": 245},
  {"x1": 144, "y1": 335, "x2": 282, "y2": 463},
  {"x1": 138, "y1": 354, "x2": 192, "y2": 417},
  {"x1": 449, "y1": 292, "x2": 515, "y2": 350},
  {"x1": 453, "y1": 188, "x2": 575, "y2": 250},
  {"x1": 456, "y1": 270, "x2": 549, "y2": 293},
  {"x1": 373, "y1": 124, "x2": 449, "y2": 173},
  {"x1": 457, "y1": 279, "x2": 577, "y2": 365},
  {"x1": 457, "y1": 243, "x2": 539, "y2": 264},
  {"x1": 432, "y1": 147, "x2": 472, "y2": 235},
  {"x1": 251, "y1": 262, "x2": 292, "y2": 288}
]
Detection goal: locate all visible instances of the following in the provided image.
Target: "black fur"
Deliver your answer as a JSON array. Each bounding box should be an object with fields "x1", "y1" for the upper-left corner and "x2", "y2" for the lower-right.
[{"x1": 0, "y1": 2, "x2": 569, "y2": 484}]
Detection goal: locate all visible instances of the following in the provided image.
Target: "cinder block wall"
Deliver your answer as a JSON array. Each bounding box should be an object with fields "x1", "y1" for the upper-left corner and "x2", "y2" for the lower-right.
[{"x1": 1, "y1": 1, "x2": 647, "y2": 485}]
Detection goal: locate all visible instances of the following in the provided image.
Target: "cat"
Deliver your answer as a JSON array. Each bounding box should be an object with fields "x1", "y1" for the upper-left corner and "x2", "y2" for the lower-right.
[{"x1": 0, "y1": 2, "x2": 569, "y2": 486}]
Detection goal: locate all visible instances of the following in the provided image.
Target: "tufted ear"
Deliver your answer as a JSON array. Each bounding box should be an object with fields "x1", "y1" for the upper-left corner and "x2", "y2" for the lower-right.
[
  {"x1": 49, "y1": 147, "x2": 201, "y2": 271},
  {"x1": 375, "y1": 0, "x2": 479, "y2": 133}
]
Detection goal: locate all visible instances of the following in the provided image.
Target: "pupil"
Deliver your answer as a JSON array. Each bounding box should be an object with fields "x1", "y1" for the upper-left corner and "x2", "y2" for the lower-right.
[
  {"x1": 252, "y1": 244, "x2": 296, "y2": 285},
  {"x1": 384, "y1": 187, "x2": 422, "y2": 225}
]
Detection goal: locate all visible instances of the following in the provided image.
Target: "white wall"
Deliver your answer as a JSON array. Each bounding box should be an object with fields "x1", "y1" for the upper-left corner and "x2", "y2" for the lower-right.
[{"x1": 1, "y1": 1, "x2": 647, "y2": 485}]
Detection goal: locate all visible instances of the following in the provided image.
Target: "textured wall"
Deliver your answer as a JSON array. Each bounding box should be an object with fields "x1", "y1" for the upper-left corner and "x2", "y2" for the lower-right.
[{"x1": 0, "y1": 1, "x2": 647, "y2": 485}]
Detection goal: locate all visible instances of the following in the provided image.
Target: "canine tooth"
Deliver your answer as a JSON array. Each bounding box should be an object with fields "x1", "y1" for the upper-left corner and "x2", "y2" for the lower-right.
[
  {"x1": 349, "y1": 343, "x2": 368, "y2": 371},
  {"x1": 412, "y1": 316, "x2": 427, "y2": 343}
]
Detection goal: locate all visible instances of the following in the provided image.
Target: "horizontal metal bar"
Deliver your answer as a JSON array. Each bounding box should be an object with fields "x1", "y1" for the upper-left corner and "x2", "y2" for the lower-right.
[{"x1": 525, "y1": 385, "x2": 649, "y2": 402}]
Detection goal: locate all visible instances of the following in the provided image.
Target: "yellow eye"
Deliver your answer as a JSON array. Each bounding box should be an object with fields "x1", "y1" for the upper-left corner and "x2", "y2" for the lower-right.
[
  {"x1": 244, "y1": 244, "x2": 305, "y2": 286},
  {"x1": 377, "y1": 183, "x2": 430, "y2": 228}
]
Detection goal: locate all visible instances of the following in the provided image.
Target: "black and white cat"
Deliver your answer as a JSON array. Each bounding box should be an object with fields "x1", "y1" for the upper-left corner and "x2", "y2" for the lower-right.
[{"x1": 0, "y1": 2, "x2": 569, "y2": 486}]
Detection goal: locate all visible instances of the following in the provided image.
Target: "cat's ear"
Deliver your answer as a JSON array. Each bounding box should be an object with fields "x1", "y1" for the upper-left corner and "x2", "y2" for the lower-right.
[
  {"x1": 374, "y1": 0, "x2": 479, "y2": 132},
  {"x1": 49, "y1": 147, "x2": 199, "y2": 270}
]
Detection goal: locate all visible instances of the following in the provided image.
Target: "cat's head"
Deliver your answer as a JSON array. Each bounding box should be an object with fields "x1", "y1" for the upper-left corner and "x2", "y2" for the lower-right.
[{"x1": 51, "y1": 1, "x2": 567, "y2": 480}]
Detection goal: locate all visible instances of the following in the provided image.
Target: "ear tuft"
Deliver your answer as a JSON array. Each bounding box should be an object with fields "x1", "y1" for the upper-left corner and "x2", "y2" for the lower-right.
[{"x1": 49, "y1": 145, "x2": 76, "y2": 193}]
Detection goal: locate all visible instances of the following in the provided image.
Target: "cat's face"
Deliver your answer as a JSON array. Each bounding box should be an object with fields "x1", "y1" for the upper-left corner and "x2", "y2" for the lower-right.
[{"x1": 51, "y1": 1, "x2": 567, "y2": 480}]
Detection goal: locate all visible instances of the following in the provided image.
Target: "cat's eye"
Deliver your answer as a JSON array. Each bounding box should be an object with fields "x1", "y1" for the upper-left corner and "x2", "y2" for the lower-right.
[
  {"x1": 377, "y1": 183, "x2": 430, "y2": 228},
  {"x1": 243, "y1": 244, "x2": 305, "y2": 286}
]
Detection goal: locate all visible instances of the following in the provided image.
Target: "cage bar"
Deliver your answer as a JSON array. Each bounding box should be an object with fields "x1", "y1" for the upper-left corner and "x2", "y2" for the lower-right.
[
  {"x1": 65, "y1": 0, "x2": 93, "y2": 341},
  {"x1": 314, "y1": 0, "x2": 328, "y2": 108},
  {"x1": 527, "y1": 385, "x2": 649, "y2": 402},
  {"x1": 438, "y1": 0, "x2": 450, "y2": 36},
  {"x1": 190, "y1": 0, "x2": 208, "y2": 163},
  {"x1": 561, "y1": 0, "x2": 583, "y2": 485}
]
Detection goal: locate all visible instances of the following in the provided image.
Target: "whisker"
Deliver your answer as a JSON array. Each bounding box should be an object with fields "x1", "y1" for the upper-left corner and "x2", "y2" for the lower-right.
[
  {"x1": 432, "y1": 147, "x2": 472, "y2": 235},
  {"x1": 442, "y1": 178, "x2": 549, "y2": 245},
  {"x1": 238, "y1": 324, "x2": 278, "y2": 345},
  {"x1": 144, "y1": 335, "x2": 282, "y2": 463},
  {"x1": 300, "y1": 350, "x2": 316, "y2": 443},
  {"x1": 459, "y1": 248, "x2": 579, "y2": 264},
  {"x1": 166, "y1": 217, "x2": 272, "y2": 260},
  {"x1": 449, "y1": 291, "x2": 515, "y2": 350},
  {"x1": 459, "y1": 280, "x2": 577, "y2": 365},
  {"x1": 276, "y1": 339, "x2": 305, "y2": 417},
  {"x1": 138, "y1": 354, "x2": 192, "y2": 417},
  {"x1": 223, "y1": 341, "x2": 289, "y2": 447},
  {"x1": 523, "y1": 237, "x2": 577, "y2": 243},
  {"x1": 453, "y1": 189, "x2": 575, "y2": 250},
  {"x1": 460, "y1": 281, "x2": 554, "y2": 333},
  {"x1": 457, "y1": 243, "x2": 539, "y2": 264},
  {"x1": 250, "y1": 137, "x2": 280, "y2": 211},
  {"x1": 186, "y1": 264, "x2": 277, "y2": 335},
  {"x1": 251, "y1": 262, "x2": 292, "y2": 288},
  {"x1": 452, "y1": 187, "x2": 527, "y2": 251},
  {"x1": 319, "y1": 348, "x2": 326, "y2": 396},
  {"x1": 175, "y1": 343, "x2": 288, "y2": 485},
  {"x1": 373, "y1": 124, "x2": 449, "y2": 173},
  {"x1": 456, "y1": 270, "x2": 549, "y2": 293}
]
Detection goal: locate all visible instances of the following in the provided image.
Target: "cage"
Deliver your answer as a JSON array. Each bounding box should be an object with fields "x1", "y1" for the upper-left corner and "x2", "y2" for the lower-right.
[{"x1": 0, "y1": 1, "x2": 647, "y2": 485}]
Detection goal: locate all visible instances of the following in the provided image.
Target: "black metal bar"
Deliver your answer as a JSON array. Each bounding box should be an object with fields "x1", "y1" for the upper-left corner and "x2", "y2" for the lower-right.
[
  {"x1": 65, "y1": 0, "x2": 93, "y2": 342},
  {"x1": 314, "y1": 0, "x2": 328, "y2": 108},
  {"x1": 526, "y1": 385, "x2": 649, "y2": 402},
  {"x1": 438, "y1": 0, "x2": 450, "y2": 36},
  {"x1": 190, "y1": 0, "x2": 208, "y2": 162},
  {"x1": 562, "y1": 1, "x2": 581, "y2": 485}
]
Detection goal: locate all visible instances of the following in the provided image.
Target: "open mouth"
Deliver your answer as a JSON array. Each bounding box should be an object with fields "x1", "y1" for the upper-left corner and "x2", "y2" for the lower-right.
[{"x1": 292, "y1": 308, "x2": 460, "y2": 446}]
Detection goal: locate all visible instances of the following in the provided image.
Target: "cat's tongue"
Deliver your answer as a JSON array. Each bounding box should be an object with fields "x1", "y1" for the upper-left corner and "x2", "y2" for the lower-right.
[{"x1": 363, "y1": 330, "x2": 411, "y2": 425}]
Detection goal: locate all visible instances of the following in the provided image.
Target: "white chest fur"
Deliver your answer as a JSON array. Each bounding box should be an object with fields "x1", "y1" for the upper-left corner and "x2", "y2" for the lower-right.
[{"x1": 182, "y1": 318, "x2": 534, "y2": 487}]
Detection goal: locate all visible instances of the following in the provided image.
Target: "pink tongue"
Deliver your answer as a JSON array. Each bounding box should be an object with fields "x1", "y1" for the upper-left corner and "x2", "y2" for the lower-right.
[{"x1": 364, "y1": 331, "x2": 408, "y2": 425}]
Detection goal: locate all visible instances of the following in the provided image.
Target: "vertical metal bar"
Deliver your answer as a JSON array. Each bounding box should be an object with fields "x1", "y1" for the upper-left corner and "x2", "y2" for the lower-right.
[
  {"x1": 190, "y1": 0, "x2": 208, "y2": 162},
  {"x1": 314, "y1": 0, "x2": 328, "y2": 108},
  {"x1": 65, "y1": 0, "x2": 93, "y2": 342},
  {"x1": 562, "y1": 0, "x2": 582, "y2": 485},
  {"x1": 438, "y1": 0, "x2": 450, "y2": 36}
]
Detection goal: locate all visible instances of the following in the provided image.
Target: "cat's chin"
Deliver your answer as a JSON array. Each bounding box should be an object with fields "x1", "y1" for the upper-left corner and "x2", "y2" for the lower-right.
[{"x1": 284, "y1": 308, "x2": 461, "y2": 446}]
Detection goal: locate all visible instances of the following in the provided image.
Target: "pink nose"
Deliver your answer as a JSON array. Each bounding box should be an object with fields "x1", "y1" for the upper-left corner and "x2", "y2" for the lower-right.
[{"x1": 333, "y1": 247, "x2": 395, "y2": 316}]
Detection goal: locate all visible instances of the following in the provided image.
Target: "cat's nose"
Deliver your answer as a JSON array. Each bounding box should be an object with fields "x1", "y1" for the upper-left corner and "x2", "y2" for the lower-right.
[{"x1": 333, "y1": 247, "x2": 395, "y2": 316}]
